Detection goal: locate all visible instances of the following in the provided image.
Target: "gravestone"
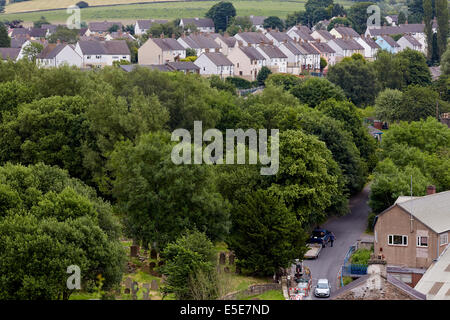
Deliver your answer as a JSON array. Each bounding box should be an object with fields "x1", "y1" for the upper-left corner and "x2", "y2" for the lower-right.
[
  {"x1": 150, "y1": 249, "x2": 157, "y2": 260},
  {"x1": 228, "y1": 253, "x2": 235, "y2": 265},
  {"x1": 142, "y1": 283, "x2": 151, "y2": 300},
  {"x1": 131, "y1": 281, "x2": 139, "y2": 300},
  {"x1": 219, "y1": 252, "x2": 226, "y2": 265},
  {"x1": 151, "y1": 279, "x2": 158, "y2": 291},
  {"x1": 130, "y1": 245, "x2": 139, "y2": 257}
]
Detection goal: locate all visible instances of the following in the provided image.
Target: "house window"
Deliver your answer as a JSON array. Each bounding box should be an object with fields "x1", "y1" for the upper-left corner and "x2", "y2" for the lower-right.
[
  {"x1": 87, "y1": 56, "x2": 91, "y2": 59},
  {"x1": 388, "y1": 234, "x2": 408, "y2": 246},
  {"x1": 440, "y1": 233, "x2": 448, "y2": 246},
  {"x1": 417, "y1": 236, "x2": 428, "y2": 247},
  {"x1": 122, "y1": 56, "x2": 127, "y2": 59}
]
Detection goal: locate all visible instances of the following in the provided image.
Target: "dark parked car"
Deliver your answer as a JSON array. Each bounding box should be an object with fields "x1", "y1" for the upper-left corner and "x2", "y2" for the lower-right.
[{"x1": 307, "y1": 228, "x2": 331, "y2": 248}]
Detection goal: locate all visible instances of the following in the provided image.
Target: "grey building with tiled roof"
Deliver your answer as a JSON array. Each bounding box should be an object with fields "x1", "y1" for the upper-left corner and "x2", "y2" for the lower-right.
[
  {"x1": 311, "y1": 29, "x2": 334, "y2": 42},
  {"x1": 330, "y1": 26, "x2": 360, "y2": 39},
  {"x1": 37, "y1": 44, "x2": 82, "y2": 68},
  {"x1": 177, "y1": 34, "x2": 221, "y2": 56},
  {"x1": 397, "y1": 35, "x2": 423, "y2": 52},
  {"x1": 75, "y1": 40, "x2": 131, "y2": 68},
  {"x1": 179, "y1": 18, "x2": 215, "y2": 33},
  {"x1": 194, "y1": 52, "x2": 234, "y2": 78},
  {"x1": 328, "y1": 38, "x2": 364, "y2": 57},
  {"x1": 234, "y1": 32, "x2": 271, "y2": 47},
  {"x1": 0, "y1": 48, "x2": 22, "y2": 61},
  {"x1": 139, "y1": 37, "x2": 187, "y2": 65},
  {"x1": 134, "y1": 19, "x2": 169, "y2": 35},
  {"x1": 88, "y1": 21, "x2": 123, "y2": 34},
  {"x1": 287, "y1": 28, "x2": 315, "y2": 42},
  {"x1": 265, "y1": 31, "x2": 291, "y2": 46},
  {"x1": 256, "y1": 44, "x2": 288, "y2": 73}
]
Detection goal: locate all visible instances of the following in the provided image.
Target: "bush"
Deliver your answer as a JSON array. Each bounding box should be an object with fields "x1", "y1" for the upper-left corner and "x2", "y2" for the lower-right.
[
  {"x1": 226, "y1": 76, "x2": 253, "y2": 89},
  {"x1": 350, "y1": 248, "x2": 372, "y2": 265}
]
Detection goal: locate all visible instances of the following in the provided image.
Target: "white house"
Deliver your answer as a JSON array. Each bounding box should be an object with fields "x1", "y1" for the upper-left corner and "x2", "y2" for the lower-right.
[
  {"x1": 287, "y1": 28, "x2": 315, "y2": 43},
  {"x1": 37, "y1": 44, "x2": 82, "y2": 68},
  {"x1": 179, "y1": 18, "x2": 215, "y2": 33},
  {"x1": 265, "y1": 31, "x2": 291, "y2": 46},
  {"x1": 134, "y1": 19, "x2": 168, "y2": 36},
  {"x1": 330, "y1": 27, "x2": 360, "y2": 39},
  {"x1": 256, "y1": 44, "x2": 287, "y2": 73},
  {"x1": 355, "y1": 37, "x2": 380, "y2": 59},
  {"x1": 397, "y1": 35, "x2": 423, "y2": 52},
  {"x1": 311, "y1": 41, "x2": 336, "y2": 68},
  {"x1": 194, "y1": 52, "x2": 234, "y2": 78},
  {"x1": 310, "y1": 29, "x2": 334, "y2": 43},
  {"x1": 75, "y1": 40, "x2": 131, "y2": 68}
]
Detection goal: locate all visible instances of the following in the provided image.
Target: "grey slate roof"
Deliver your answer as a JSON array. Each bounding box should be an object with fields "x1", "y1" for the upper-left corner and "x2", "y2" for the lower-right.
[
  {"x1": 235, "y1": 32, "x2": 270, "y2": 44},
  {"x1": 37, "y1": 44, "x2": 66, "y2": 59},
  {"x1": 88, "y1": 21, "x2": 123, "y2": 32},
  {"x1": 239, "y1": 46, "x2": 266, "y2": 60},
  {"x1": 152, "y1": 38, "x2": 185, "y2": 51},
  {"x1": 137, "y1": 19, "x2": 169, "y2": 30},
  {"x1": 258, "y1": 44, "x2": 287, "y2": 59},
  {"x1": 368, "y1": 24, "x2": 425, "y2": 36},
  {"x1": 281, "y1": 41, "x2": 303, "y2": 55},
  {"x1": 331, "y1": 38, "x2": 364, "y2": 50},
  {"x1": 180, "y1": 34, "x2": 221, "y2": 49},
  {"x1": 182, "y1": 18, "x2": 214, "y2": 28},
  {"x1": 311, "y1": 41, "x2": 335, "y2": 54},
  {"x1": 334, "y1": 26, "x2": 360, "y2": 38},
  {"x1": 11, "y1": 38, "x2": 27, "y2": 48},
  {"x1": 202, "y1": 52, "x2": 233, "y2": 66},
  {"x1": 249, "y1": 15, "x2": 266, "y2": 26},
  {"x1": 315, "y1": 29, "x2": 334, "y2": 41},
  {"x1": 0, "y1": 48, "x2": 21, "y2": 60},
  {"x1": 290, "y1": 29, "x2": 315, "y2": 41},
  {"x1": 208, "y1": 34, "x2": 237, "y2": 47},
  {"x1": 395, "y1": 191, "x2": 450, "y2": 234},
  {"x1": 166, "y1": 61, "x2": 200, "y2": 71},
  {"x1": 267, "y1": 31, "x2": 291, "y2": 43},
  {"x1": 78, "y1": 40, "x2": 130, "y2": 55},
  {"x1": 360, "y1": 37, "x2": 380, "y2": 49},
  {"x1": 401, "y1": 35, "x2": 422, "y2": 47},
  {"x1": 10, "y1": 28, "x2": 29, "y2": 37},
  {"x1": 298, "y1": 42, "x2": 321, "y2": 55}
]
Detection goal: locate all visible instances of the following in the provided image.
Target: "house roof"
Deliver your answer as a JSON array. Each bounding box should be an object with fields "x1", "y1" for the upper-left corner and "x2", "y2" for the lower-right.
[
  {"x1": 40, "y1": 24, "x2": 59, "y2": 33},
  {"x1": 298, "y1": 42, "x2": 321, "y2": 55},
  {"x1": 29, "y1": 28, "x2": 47, "y2": 38},
  {"x1": 10, "y1": 28, "x2": 29, "y2": 37},
  {"x1": 290, "y1": 25, "x2": 312, "y2": 34},
  {"x1": 11, "y1": 38, "x2": 27, "y2": 48},
  {"x1": 181, "y1": 18, "x2": 214, "y2": 28},
  {"x1": 290, "y1": 29, "x2": 315, "y2": 41},
  {"x1": 201, "y1": 52, "x2": 233, "y2": 66},
  {"x1": 359, "y1": 37, "x2": 380, "y2": 49},
  {"x1": 311, "y1": 41, "x2": 335, "y2": 54},
  {"x1": 267, "y1": 31, "x2": 291, "y2": 43},
  {"x1": 88, "y1": 21, "x2": 123, "y2": 32},
  {"x1": 180, "y1": 34, "x2": 220, "y2": 49},
  {"x1": 257, "y1": 44, "x2": 287, "y2": 58},
  {"x1": 77, "y1": 40, "x2": 130, "y2": 55},
  {"x1": 330, "y1": 273, "x2": 425, "y2": 300},
  {"x1": 314, "y1": 29, "x2": 334, "y2": 41},
  {"x1": 235, "y1": 32, "x2": 270, "y2": 44},
  {"x1": 136, "y1": 19, "x2": 168, "y2": 30},
  {"x1": 395, "y1": 191, "x2": 450, "y2": 234},
  {"x1": 401, "y1": 35, "x2": 422, "y2": 47},
  {"x1": 37, "y1": 44, "x2": 64, "y2": 59},
  {"x1": 208, "y1": 33, "x2": 237, "y2": 47},
  {"x1": 281, "y1": 41, "x2": 303, "y2": 55},
  {"x1": 415, "y1": 245, "x2": 450, "y2": 299},
  {"x1": 368, "y1": 24, "x2": 425, "y2": 36},
  {"x1": 334, "y1": 26, "x2": 360, "y2": 38},
  {"x1": 331, "y1": 38, "x2": 364, "y2": 50},
  {"x1": 239, "y1": 46, "x2": 265, "y2": 61},
  {"x1": 120, "y1": 64, "x2": 171, "y2": 72},
  {"x1": 166, "y1": 61, "x2": 200, "y2": 71},
  {"x1": 387, "y1": 15, "x2": 398, "y2": 24},
  {"x1": 0, "y1": 48, "x2": 21, "y2": 60},
  {"x1": 152, "y1": 38, "x2": 185, "y2": 51},
  {"x1": 379, "y1": 35, "x2": 401, "y2": 47}
]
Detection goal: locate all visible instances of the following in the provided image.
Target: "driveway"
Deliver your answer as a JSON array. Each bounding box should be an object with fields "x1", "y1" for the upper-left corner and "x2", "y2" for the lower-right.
[{"x1": 294, "y1": 184, "x2": 371, "y2": 299}]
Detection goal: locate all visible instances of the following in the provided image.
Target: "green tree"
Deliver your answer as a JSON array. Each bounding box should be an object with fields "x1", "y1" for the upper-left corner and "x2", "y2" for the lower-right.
[
  {"x1": 399, "y1": 85, "x2": 439, "y2": 121},
  {"x1": 22, "y1": 42, "x2": 44, "y2": 62},
  {"x1": 109, "y1": 131, "x2": 230, "y2": 249},
  {"x1": 0, "y1": 163, "x2": 125, "y2": 299},
  {"x1": 48, "y1": 26, "x2": 79, "y2": 44},
  {"x1": 0, "y1": 22, "x2": 10, "y2": 47},
  {"x1": 436, "y1": 0, "x2": 449, "y2": 58},
  {"x1": 290, "y1": 77, "x2": 345, "y2": 107},
  {"x1": 347, "y1": 2, "x2": 374, "y2": 34},
  {"x1": 227, "y1": 190, "x2": 307, "y2": 276},
  {"x1": 327, "y1": 57, "x2": 381, "y2": 107},
  {"x1": 160, "y1": 230, "x2": 218, "y2": 300},
  {"x1": 256, "y1": 66, "x2": 272, "y2": 86},
  {"x1": 33, "y1": 16, "x2": 49, "y2": 28},
  {"x1": 407, "y1": 0, "x2": 424, "y2": 23},
  {"x1": 441, "y1": 45, "x2": 450, "y2": 76},
  {"x1": 305, "y1": 0, "x2": 333, "y2": 26},
  {"x1": 423, "y1": 0, "x2": 434, "y2": 60},
  {"x1": 108, "y1": 24, "x2": 120, "y2": 33},
  {"x1": 320, "y1": 57, "x2": 328, "y2": 72},
  {"x1": 286, "y1": 11, "x2": 308, "y2": 28},
  {"x1": 265, "y1": 73, "x2": 303, "y2": 91},
  {"x1": 205, "y1": 1, "x2": 236, "y2": 32},
  {"x1": 375, "y1": 88, "x2": 404, "y2": 122},
  {"x1": 398, "y1": 11, "x2": 407, "y2": 24},
  {"x1": 327, "y1": 17, "x2": 353, "y2": 31},
  {"x1": 263, "y1": 16, "x2": 285, "y2": 30}
]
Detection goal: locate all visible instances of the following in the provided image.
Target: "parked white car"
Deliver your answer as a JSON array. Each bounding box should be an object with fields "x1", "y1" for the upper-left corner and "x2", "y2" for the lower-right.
[{"x1": 314, "y1": 279, "x2": 330, "y2": 298}]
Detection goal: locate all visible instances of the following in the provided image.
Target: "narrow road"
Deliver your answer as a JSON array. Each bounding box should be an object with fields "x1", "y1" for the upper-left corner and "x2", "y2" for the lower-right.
[{"x1": 294, "y1": 184, "x2": 371, "y2": 299}]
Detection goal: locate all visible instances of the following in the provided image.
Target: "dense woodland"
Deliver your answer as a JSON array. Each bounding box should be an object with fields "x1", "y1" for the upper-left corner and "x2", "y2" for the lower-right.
[{"x1": 0, "y1": 42, "x2": 449, "y2": 299}]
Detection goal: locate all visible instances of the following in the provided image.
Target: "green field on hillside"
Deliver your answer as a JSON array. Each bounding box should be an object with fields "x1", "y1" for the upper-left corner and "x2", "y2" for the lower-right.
[{"x1": 0, "y1": 0, "x2": 353, "y2": 24}]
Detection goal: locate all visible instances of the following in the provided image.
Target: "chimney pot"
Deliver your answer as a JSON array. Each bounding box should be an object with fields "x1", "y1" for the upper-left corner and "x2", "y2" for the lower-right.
[{"x1": 427, "y1": 185, "x2": 436, "y2": 195}]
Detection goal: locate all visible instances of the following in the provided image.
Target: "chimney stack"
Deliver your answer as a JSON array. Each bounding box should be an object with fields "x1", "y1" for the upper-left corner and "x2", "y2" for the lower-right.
[
  {"x1": 367, "y1": 252, "x2": 387, "y2": 278},
  {"x1": 427, "y1": 185, "x2": 436, "y2": 195}
]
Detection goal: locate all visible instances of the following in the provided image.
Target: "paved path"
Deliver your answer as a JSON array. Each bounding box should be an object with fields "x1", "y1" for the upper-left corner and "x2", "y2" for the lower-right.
[{"x1": 294, "y1": 184, "x2": 371, "y2": 299}]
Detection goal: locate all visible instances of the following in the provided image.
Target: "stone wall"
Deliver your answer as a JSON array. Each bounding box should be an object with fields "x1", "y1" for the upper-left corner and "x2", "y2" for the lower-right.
[{"x1": 219, "y1": 283, "x2": 282, "y2": 300}]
